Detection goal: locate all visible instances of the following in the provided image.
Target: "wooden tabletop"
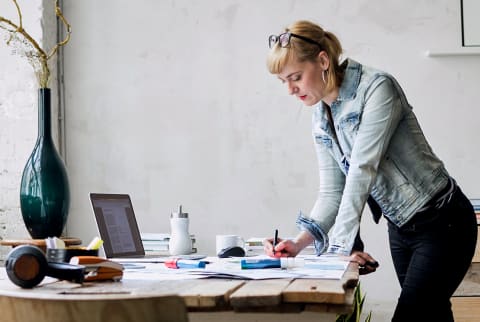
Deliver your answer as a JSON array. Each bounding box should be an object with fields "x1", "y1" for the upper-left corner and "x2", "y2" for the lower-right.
[{"x1": 0, "y1": 262, "x2": 358, "y2": 314}]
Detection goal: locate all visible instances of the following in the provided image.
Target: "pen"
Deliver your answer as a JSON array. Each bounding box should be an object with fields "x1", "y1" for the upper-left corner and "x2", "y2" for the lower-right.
[
  {"x1": 165, "y1": 259, "x2": 207, "y2": 269},
  {"x1": 273, "y1": 229, "x2": 278, "y2": 251}
]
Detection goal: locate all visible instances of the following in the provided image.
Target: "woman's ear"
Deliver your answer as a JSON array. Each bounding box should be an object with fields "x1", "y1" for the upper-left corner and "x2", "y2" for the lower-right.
[{"x1": 317, "y1": 51, "x2": 330, "y2": 70}]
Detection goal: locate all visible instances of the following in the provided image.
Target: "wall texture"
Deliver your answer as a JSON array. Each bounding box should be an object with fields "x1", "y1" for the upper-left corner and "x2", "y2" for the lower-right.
[{"x1": 0, "y1": 0, "x2": 60, "y2": 259}]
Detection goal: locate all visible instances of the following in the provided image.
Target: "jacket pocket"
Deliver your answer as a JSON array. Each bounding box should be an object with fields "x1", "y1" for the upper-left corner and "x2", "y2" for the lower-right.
[
  {"x1": 338, "y1": 112, "x2": 360, "y2": 131},
  {"x1": 379, "y1": 155, "x2": 409, "y2": 184},
  {"x1": 315, "y1": 135, "x2": 333, "y2": 149},
  {"x1": 338, "y1": 112, "x2": 360, "y2": 143}
]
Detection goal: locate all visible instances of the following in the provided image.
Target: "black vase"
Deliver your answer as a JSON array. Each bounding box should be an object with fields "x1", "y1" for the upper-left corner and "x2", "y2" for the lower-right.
[{"x1": 19, "y1": 88, "x2": 70, "y2": 239}]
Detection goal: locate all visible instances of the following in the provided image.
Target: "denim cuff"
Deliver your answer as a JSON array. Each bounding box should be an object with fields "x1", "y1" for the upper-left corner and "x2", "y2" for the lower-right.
[
  {"x1": 295, "y1": 212, "x2": 329, "y2": 255},
  {"x1": 326, "y1": 244, "x2": 350, "y2": 256}
]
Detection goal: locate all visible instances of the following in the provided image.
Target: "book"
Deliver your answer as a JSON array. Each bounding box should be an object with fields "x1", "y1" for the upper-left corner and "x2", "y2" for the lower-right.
[
  {"x1": 70, "y1": 256, "x2": 124, "y2": 281},
  {"x1": 140, "y1": 232, "x2": 197, "y2": 253}
]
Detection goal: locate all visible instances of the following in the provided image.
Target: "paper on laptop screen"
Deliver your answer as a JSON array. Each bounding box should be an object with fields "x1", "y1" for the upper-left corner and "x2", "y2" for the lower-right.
[
  {"x1": 91, "y1": 196, "x2": 143, "y2": 256},
  {"x1": 98, "y1": 199, "x2": 136, "y2": 253}
]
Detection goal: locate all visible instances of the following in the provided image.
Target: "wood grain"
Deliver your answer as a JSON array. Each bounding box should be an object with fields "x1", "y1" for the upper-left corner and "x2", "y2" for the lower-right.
[
  {"x1": 452, "y1": 297, "x2": 480, "y2": 322},
  {"x1": 282, "y1": 262, "x2": 359, "y2": 305},
  {"x1": 229, "y1": 279, "x2": 293, "y2": 308},
  {"x1": 0, "y1": 294, "x2": 188, "y2": 322},
  {"x1": 179, "y1": 279, "x2": 244, "y2": 308}
]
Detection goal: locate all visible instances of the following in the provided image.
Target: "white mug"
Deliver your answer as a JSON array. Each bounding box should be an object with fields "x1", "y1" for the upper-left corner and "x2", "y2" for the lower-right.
[{"x1": 215, "y1": 235, "x2": 245, "y2": 254}]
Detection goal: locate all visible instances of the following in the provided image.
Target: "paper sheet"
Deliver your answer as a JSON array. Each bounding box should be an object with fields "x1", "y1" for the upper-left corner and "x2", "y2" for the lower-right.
[{"x1": 122, "y1": 255, "x2": 349, "y2": 281}]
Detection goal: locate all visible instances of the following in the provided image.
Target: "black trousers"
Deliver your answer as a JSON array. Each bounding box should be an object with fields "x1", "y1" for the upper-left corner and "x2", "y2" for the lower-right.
[{"x1": 388, "y1": 186, "x2": 477, "y2": 322}]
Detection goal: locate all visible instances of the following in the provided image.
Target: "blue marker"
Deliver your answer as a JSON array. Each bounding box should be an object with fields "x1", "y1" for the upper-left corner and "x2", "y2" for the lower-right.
[{"x1": 241, "y1": 258, "x2": 281, "y2": 269}]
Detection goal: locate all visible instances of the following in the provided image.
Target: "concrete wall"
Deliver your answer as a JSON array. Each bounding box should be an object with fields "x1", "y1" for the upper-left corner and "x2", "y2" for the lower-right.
[
  {"x1": 0, "y1": 0, "x2": 59, "y2": 253},
  {"x1": 2, "y1": 0, "x2": 480, "y2": 320}
]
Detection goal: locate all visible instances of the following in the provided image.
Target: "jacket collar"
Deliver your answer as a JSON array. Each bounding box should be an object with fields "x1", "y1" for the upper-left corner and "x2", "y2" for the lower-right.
[{"x1": 336, "y1": 58, "x2": 362, "y2": 102}]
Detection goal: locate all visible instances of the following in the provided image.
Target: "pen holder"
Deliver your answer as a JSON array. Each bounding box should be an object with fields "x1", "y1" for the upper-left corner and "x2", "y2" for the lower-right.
[{"x1": 46, "y1": 247, "x2": 99, "y2": 263}]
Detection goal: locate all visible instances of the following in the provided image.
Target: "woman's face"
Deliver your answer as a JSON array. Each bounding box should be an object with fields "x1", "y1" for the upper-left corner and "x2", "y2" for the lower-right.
[{"x1": 277, "y1": 52, "x2": 332, "y2": 106}]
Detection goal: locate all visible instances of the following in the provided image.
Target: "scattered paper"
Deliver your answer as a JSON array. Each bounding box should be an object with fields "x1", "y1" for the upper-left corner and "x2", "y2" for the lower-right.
[{"x1": 122, "y1": 255, "x2": 349, "y2": 281}]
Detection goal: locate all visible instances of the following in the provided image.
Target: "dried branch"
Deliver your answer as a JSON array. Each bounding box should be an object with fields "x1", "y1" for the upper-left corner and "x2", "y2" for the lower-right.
[
  {"x1": 0, "y1": 0, "x2": 71, "y2": 88},
  {"x1": 47, "y1": 1, "x2": 71, "y2": 60}
]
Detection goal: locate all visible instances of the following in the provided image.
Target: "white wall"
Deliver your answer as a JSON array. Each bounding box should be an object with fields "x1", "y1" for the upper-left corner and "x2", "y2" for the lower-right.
[{"x1": 61, "y1": 0, "x2": 480, "y2": 319}]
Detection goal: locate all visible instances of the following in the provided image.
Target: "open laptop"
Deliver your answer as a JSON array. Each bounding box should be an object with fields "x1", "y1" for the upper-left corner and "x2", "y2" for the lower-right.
[
  {"x1": 90, "y1": 193, "x2": 204, "y2": 263},
  {"x1": 90, "y1": 193, "x2": 155, "y2": 260}
]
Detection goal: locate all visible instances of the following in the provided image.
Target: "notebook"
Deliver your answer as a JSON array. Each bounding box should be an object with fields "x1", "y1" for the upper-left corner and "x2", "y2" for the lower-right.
[{"x1": 89, "y1": 193, "x2": 205, "y2": 263}]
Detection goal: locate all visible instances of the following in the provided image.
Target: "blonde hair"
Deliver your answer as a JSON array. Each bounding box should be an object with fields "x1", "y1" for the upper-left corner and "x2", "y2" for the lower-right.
[{"x1": 267, "y1": 20, "x2": 344, "y2": 92}]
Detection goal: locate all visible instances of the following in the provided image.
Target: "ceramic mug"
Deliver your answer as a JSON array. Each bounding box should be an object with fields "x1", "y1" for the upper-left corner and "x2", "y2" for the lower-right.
[{"x1": 215, "y1": 235, "x2": 245, "y2": 254}]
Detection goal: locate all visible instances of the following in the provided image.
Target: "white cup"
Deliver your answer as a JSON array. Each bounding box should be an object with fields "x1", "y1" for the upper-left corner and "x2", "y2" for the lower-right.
[{"x1": 215, "y1": 235, "x2": 245, "y2": 254}]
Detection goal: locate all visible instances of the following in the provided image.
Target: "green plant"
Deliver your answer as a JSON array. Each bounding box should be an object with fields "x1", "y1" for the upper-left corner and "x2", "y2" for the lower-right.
[
  {"x1": 336, "y1": 283, "x2": 372, "y2": 322},
  {"x1": 0, "y1": 0, "x2": 71, "y2": 87}
]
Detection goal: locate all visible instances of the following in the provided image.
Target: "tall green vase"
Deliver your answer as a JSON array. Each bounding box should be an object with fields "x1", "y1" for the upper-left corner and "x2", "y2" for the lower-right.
[{"x1": 19, "y1": 88, "x2": 70, "y2": 239}]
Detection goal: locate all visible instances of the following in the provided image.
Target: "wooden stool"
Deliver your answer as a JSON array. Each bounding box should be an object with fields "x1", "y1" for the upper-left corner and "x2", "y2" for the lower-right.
[{"x1": 0, "y1": 237, "x2": 82, "y2": 252}]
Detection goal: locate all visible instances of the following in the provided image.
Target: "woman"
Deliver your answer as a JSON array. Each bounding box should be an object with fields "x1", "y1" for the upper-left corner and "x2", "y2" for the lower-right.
[{"x1": 263, "y1": 20, "x2": 477, "y2": 321}]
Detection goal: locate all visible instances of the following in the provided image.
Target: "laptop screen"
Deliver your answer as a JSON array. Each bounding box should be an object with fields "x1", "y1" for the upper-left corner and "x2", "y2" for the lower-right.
[{"x1": 90, "y1": 193, "x2": 145, "y2": 258}]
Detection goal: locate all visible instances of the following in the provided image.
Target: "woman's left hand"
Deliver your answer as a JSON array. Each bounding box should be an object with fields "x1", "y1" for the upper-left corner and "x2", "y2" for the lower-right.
[{"x1": 349, "y1": 250, "x2": 379, "y2": 275}]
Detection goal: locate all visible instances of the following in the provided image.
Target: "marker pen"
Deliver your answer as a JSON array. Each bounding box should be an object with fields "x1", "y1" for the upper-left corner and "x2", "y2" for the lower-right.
[
  {"x1": 241, "y1": 258, "x2": 281, "y2": 269},
  {"x1": 165, "y1": 259, "x2": 206, "y2": 269},
  {"x1": 241, "y1": 256, "x2": 353, "y2": 271},
  {"x1": 240, "y1": 258, "x2": 305, "y2": 269}
]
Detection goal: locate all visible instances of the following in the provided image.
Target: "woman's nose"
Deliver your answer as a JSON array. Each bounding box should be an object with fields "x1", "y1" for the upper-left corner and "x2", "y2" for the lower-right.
[{"x1": 287, "y1": 82, "x2": 297, "y2": 95}]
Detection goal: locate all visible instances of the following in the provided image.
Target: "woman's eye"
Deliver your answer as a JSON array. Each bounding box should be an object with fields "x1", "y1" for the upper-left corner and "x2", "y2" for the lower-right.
[{"x1": 292, "y1": 75, "x2": 301, "y2": 81}]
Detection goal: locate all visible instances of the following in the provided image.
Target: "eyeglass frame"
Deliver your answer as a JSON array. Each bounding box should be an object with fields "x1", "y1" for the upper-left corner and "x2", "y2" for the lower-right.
[{"x1": 268, "y1": 31, "x2": 323, "y2": 49}]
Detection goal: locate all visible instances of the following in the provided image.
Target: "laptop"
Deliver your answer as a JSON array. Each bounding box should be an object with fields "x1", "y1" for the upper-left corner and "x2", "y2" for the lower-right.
[{"x1": 90, "y1": 193, "x2": 204, "y2": 263}]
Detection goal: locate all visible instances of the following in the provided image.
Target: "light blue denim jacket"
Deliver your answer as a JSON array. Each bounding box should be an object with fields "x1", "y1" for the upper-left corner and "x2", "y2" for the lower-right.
[{"x1": 297, "y1": 59, "x2": 449, "y2": 256}]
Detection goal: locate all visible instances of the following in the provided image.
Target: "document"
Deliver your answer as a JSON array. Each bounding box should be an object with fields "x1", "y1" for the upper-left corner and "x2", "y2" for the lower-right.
[{"x1": 122, "y1": 255, "x2": 349, "y2": 281}]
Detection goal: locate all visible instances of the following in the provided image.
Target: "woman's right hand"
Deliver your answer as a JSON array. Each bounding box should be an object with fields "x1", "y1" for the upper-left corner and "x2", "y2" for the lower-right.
[
  {"x1": 263, "y1": 231, "x2": 314, "y2": 258},
  {"x1": 263, "y1": 237, "x2": 301, "y2": 257}
]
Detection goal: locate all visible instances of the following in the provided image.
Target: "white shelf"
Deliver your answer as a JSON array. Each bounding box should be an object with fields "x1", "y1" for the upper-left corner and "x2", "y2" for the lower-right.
[{"x1": 425, "y1": 47, "x2": 480, "y2": 57}]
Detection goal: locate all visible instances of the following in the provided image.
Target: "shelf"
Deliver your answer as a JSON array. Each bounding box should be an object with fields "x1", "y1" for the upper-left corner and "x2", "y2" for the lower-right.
[{"x1": 425, "y1": 47, "x2": 480, "y2": 57}]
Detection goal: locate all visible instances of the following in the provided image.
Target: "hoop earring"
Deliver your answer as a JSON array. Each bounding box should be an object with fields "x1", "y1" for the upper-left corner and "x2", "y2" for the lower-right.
[{"x1": 322, "y1": 70, "x2": 327, "y2": 83}]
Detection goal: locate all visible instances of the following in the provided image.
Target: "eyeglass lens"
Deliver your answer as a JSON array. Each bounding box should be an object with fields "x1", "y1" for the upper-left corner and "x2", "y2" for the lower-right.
[
  {"x1": 279, "y1": 33, "x2": 291, "y2": 47},
  {"x1": 268, "y1": 35, "x2": 279, "y2": 48},
  {"x1": 268, "y1": 32, "x2": 292, "y2": 48}
]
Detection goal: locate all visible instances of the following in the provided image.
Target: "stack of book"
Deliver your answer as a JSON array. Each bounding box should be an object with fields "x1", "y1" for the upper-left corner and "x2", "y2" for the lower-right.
[
  {"x1": 140, "y1": 233, "x2": 197, "y2": 255},
  {"x1": 470, "y1": 199, "x2": 480, "y2": 224},
  {"x1": 244, "y1": 237, "x2": 316, "y2": 256}
]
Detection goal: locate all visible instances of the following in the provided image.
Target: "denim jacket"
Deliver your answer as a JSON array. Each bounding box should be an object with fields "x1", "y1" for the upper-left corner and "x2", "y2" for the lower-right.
[{"x1": 297, "y1": 59, "x2": 449, "y2": 256}]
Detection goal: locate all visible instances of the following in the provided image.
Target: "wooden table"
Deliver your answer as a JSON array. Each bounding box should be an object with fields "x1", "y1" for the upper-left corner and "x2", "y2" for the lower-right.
[{"x1": 0, "y1": 262, "x2": 359, "y2": 322}]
